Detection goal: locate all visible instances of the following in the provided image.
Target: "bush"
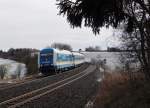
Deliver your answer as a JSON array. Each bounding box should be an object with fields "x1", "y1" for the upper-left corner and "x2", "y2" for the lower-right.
[
  {"x1": 22, "y1": 55, "x2": 38, "y2": 75},
  {"x1": 94, "y1": 72, "x2": 150, "y2": 108}
]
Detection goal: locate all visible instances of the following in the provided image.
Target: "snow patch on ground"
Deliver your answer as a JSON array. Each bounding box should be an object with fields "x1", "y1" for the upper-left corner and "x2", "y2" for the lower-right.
[{"x1": 0, "y1": 58, "x2": 27, "y2": 80}]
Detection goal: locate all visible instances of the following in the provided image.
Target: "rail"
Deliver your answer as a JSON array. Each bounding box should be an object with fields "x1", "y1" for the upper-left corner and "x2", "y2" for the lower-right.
[{"x1": 0, "y1": 65, "x2": 95, "y2": 108}]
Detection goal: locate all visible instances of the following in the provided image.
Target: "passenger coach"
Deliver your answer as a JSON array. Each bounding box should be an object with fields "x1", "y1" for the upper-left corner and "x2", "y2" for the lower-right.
[{"x1": 38, "y1": 48, "x2": 85, "y2": 75}]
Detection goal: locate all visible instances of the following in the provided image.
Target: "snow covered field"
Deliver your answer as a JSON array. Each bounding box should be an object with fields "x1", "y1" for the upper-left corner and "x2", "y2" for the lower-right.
[
  {"x1": 0, "y1": 58, "x2": 27, "y2": 80},
  {"x1": 82, "y1": 52, "x2": 121, "y2": 71}
]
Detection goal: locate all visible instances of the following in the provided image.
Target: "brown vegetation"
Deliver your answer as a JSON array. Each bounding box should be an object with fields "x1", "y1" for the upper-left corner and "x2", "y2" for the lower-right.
[{"x1": 94, "y1": 72, "x2": 150, "y2": 108}]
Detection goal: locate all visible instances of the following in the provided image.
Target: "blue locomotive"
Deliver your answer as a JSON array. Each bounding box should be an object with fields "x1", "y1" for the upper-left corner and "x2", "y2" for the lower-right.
[{"x1": 38, "y1": 48, "x2": 85, "y2": 75}]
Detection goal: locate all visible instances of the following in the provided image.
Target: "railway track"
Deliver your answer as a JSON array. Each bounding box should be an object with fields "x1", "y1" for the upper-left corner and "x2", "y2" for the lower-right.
[
  {"x1": 0, "y1": 64, "x2": 88, "y2": 91},
  {"x1": 0, "y1": 64, "x2": 88, "y2": 103},
  {"x1": 0, "y1": 65, "x2": 96, "y2": 108},
  {"x1": 0, "y1": 75, "x2": 46, "y2": 90}
]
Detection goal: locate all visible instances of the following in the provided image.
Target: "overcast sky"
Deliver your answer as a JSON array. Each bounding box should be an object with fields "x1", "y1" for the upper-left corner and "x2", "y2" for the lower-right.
[{"x1": 0, "y1": 0, "x2": 120, "y2": 51}]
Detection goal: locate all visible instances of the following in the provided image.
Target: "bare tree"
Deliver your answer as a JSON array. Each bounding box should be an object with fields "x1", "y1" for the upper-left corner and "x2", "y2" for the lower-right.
[
  {"x1": 51, "y1": 43, "x2": 72, "y2": 51},
  {"x1": 15, "y1": 64, "x2": 22, "y2": 79},
  {"x1": 0, "y1": 65, "x2": 7, "y2": 79}
]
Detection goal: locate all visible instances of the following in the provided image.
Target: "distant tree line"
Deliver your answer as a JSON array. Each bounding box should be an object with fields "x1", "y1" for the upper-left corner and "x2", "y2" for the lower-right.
[
  {"x1": 0, "y1": 48, "x2": 38, "y2": 59},
  {"x1": 107, "y1": 47, "x2": 121, "y2": 52},
  {"x1": 85, "y1": 46, "x2": 122, "y2": 52},
  {"x1": 85, "y1": 46, "x2": 101, "y2": 52},
  {"x1": 50, "y1": 43, "x2": 72, "y2": 51}
]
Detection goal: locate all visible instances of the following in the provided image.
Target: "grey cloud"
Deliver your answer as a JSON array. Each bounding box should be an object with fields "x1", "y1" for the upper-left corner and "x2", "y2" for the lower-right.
[{"x1": 0, "y1": 0, "x2": 119, "y2": 51}]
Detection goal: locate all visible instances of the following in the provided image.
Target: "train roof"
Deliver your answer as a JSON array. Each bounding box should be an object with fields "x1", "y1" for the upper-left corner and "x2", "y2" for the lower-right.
[
  {"x1": 72, "y1": 52, "x2": 84, "y2": 56},
  {"x1": 54, "y1": 48, "x2": 72, "y2": 55},
  {"x1": 40, "y1": 48, "x2": 53, "y2": 53},
  {"x1": 40, "y1": 48, "x2": 85, "y2": 56},
  {"x1": 40, "y1": 48, "x2": 72, "y2": 54}
]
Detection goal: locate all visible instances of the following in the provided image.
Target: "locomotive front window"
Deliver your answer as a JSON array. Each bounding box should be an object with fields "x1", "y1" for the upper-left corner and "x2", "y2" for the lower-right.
[
  {"x1": 41, "y1": 53, "x2": 52, "y2": 57},
  {"x1": 40, "y1": 53, "x2": 53, "y2": 62}
]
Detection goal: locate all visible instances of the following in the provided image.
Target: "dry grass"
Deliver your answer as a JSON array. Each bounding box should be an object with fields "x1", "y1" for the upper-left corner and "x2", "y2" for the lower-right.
[{"x1": 94, "y1": 72, "x2": 150, "y2": 108}]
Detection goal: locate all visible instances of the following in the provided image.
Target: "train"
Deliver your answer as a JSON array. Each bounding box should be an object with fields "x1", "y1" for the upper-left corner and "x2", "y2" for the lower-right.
[{"x1": 38, "y1": 48, "x2": 85, "y2": 75}]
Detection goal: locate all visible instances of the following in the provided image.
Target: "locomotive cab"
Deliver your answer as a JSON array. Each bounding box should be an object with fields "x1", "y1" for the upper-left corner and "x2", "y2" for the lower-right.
[{"x1": 39, "y1": 48, "x2": 55, "y2": 74}]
